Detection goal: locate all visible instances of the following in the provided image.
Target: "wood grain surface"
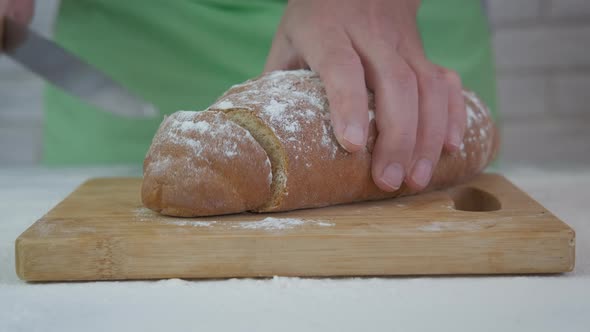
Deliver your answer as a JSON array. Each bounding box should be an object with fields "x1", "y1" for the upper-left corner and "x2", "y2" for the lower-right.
[{"x1": 15, "y1": 173, "x2": 575, "y2": 281}]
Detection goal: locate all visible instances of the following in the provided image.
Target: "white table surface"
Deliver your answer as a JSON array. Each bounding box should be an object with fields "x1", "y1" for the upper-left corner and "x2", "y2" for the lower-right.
[{"x1": 1, "y1": 167, "x2": 589, "y2": 332}]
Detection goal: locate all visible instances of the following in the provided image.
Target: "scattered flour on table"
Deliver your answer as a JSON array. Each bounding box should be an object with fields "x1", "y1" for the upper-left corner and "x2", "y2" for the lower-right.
[
  {"x1": 134, "y1": 207, "x2": 333, "y2": 230},
  {"x1": 32, "y1": 222, "x2": 57, "y2": 236},
  {"x1": 134, "y1": 207, "x2": 217, "y2": 227},
  {"x1": 419, "y1": 221, "x2": 486, "y2": 232},
  {"x1": 316, "y1": 221, "x2": 334, "y2": 227},
  {"x1": 418, "y1": 218, "x2": 512, "y2": 232},
  {"x1": 163, "y1": 220, "x2": 217, "y2": 227},
  {"x1": 234, "y1": 217, "x2": 304, "y2": 230},
  {"x1": 233, "y1": 217, "x2": 334, "y2": 230}
]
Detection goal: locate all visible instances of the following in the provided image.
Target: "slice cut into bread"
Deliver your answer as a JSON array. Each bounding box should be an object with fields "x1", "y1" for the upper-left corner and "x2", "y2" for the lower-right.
[{"x1": 223, "y1": 109, "x2": 289, "y2": 211}]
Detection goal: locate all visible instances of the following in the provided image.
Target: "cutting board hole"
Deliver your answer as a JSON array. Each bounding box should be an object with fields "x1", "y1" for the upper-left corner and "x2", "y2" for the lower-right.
[{"x1": 449, "y1": 187, "x2": 501, "y2": 212}]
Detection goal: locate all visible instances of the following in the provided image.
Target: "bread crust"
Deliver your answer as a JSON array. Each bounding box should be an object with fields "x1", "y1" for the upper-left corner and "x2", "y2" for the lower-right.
[
  {"x1": 142, "y1": 111, "x2": 272, "y2": 217},
  {"x1": 143, "y1": 70, "x2": 499, "y2": 217}
]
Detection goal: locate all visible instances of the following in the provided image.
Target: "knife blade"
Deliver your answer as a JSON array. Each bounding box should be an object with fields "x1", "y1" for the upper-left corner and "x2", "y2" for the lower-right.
[{"x1": 2, "y1": 17, "x2": 159, "y2": 118}]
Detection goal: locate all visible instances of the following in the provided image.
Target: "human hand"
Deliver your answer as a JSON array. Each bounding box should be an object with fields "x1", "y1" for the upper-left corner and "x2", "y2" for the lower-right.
[
  {"x1": 0, "y1": 0, "x2": 34, "y2": 50},
  {"x1": 265, "y1": 0, "x2": 466, "y2": 192}
]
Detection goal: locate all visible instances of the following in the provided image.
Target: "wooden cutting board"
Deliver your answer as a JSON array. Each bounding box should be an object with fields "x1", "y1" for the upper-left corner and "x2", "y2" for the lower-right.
[{"x1": 15, "y1": 173, "x2": 575, "y2": 281}]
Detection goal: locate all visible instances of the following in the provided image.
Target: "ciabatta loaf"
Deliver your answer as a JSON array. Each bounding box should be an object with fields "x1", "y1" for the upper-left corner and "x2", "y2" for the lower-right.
[{"x1": 142, "y1": 70, "x2": 499, "y2": 217}]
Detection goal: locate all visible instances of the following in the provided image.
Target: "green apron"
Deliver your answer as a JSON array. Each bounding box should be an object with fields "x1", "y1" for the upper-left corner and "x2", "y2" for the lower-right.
[{"x1": 43, "y1": 0, "x2": 497, "y2": 165}]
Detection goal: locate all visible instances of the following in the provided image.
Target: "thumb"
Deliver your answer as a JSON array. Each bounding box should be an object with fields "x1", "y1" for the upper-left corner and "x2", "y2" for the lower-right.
[{"x1": 264, "y1": 29, "x2": 304, "y2": 73}]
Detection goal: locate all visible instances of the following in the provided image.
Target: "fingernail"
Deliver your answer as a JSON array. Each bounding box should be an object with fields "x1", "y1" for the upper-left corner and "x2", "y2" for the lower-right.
[
  {"x1": 381, "y1": 163, "x2": 404, "y2": 191},
  {"x1": 411, "y1": 158, "x2": 433, "y2": 188},
  {"x1": 449, "y1": 129, "x2": 462, "y2": 150},
  {"x1": 342, "y1": 124, "x2": 365, "y2": 147}
]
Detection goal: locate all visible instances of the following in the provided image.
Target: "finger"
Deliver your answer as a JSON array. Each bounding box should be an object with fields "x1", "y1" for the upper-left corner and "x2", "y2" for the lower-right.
[
  {"x1": 7, "y1": 0, "x2": 34, "y2": 24},
  {"x1": 442, "y1": 68, "x2": 466, "y2": 152},
  {"x1": 406, "y1": 60, "x2": 449, "y2": 190},
  {"x1": 0, "y1": 0, "x2": 8, "y2": 14},
  {"x1": 370, "y1": 59, "x2": 419, "y2": 191},
  {"x1": 345, "y1": 14, "x2": 419, "y2": 191},
  {"x1": 359, "y1": 48, "x2": 418, "y2": 191},
  {"x1": 295, "y1": 29, "x2": 369, "y2": 152},
  {"x1": 264, "y1": 28, "x2": 302, "y2": 72}
]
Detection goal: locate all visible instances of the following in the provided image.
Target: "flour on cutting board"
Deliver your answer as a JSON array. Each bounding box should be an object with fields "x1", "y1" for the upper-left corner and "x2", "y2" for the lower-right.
[
  {"x1": 233, "y1": 217, "x2": 333, "y2": 230},
  {"x1": 134, "y1": 207, "x2": 217, "y2": 227},
  {"x1": 134, "y1": 207, "x2": 333, "y2": 230},
  {"x1": 418, "y1": 217, "x2": 513, "y2": 232}
]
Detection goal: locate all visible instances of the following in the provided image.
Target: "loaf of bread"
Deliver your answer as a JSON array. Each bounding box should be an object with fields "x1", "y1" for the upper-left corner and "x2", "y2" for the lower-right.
[{"x1": 142, "y1": 70, "x2": 499, "y2": 217}]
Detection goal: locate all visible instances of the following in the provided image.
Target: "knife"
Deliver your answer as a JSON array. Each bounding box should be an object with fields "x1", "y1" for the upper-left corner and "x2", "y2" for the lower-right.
[{"x1": 2, "y1": 17, "x2": 159, "y2": 118}]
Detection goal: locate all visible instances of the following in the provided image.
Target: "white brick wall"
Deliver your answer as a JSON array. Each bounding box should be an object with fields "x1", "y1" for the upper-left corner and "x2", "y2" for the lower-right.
[
  {"x1": 488, "y1": 0, "x2": 543, "y2": 22},
  {"x1": 494, "y1": 25, "x2": 590, "y2": 69},
  {"x1": 496, "y1": 75, "x2": 548, "y2": 118},
  {"x1": 0, "y1": 0, "x2": 589, "y2": 166},
  {"x1": 489, "y1": 0, "x2": 590, "y2": 117},
  {"x1": 549, "y1": 74, "x2": 590, "y2": 115},
  {"x1": 489, "y1": 0, "x2": 590, "y2": 167},
  {"x1": 549, "y1": 0, "x2": 590, "y2": 19}
]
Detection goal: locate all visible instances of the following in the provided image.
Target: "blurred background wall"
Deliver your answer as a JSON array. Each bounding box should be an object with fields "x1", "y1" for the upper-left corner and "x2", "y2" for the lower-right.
[{"x1": 1, "y1": 0, "x2": 589, "y2": 167}]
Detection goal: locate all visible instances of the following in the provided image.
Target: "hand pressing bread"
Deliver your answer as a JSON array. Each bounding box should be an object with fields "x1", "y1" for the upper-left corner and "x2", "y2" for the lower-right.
[
  {"x1": 265, "y1": 0, "x2": 466, "y2": 192},
  {"x1": 0, "y1": 0, "x2": 34, "y2": 50},
  {"x1": 142, "y1": 70, "x2": 498, "y2": 217}
]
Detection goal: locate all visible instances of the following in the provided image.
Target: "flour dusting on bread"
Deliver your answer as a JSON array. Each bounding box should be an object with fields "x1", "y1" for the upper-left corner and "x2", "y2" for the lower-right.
[
  {"x1": 461, "y1": 90, "x2": 496, "y2": 169},
  {"x1": 154, "y1": 111, "x2": 247, "y2": 160},
  {"x1": 208, "y1": 70, "x2": 339, "y2": 162},
  {"x1": 142, "y1": 110, "x2": 273, "y2": 216}
]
